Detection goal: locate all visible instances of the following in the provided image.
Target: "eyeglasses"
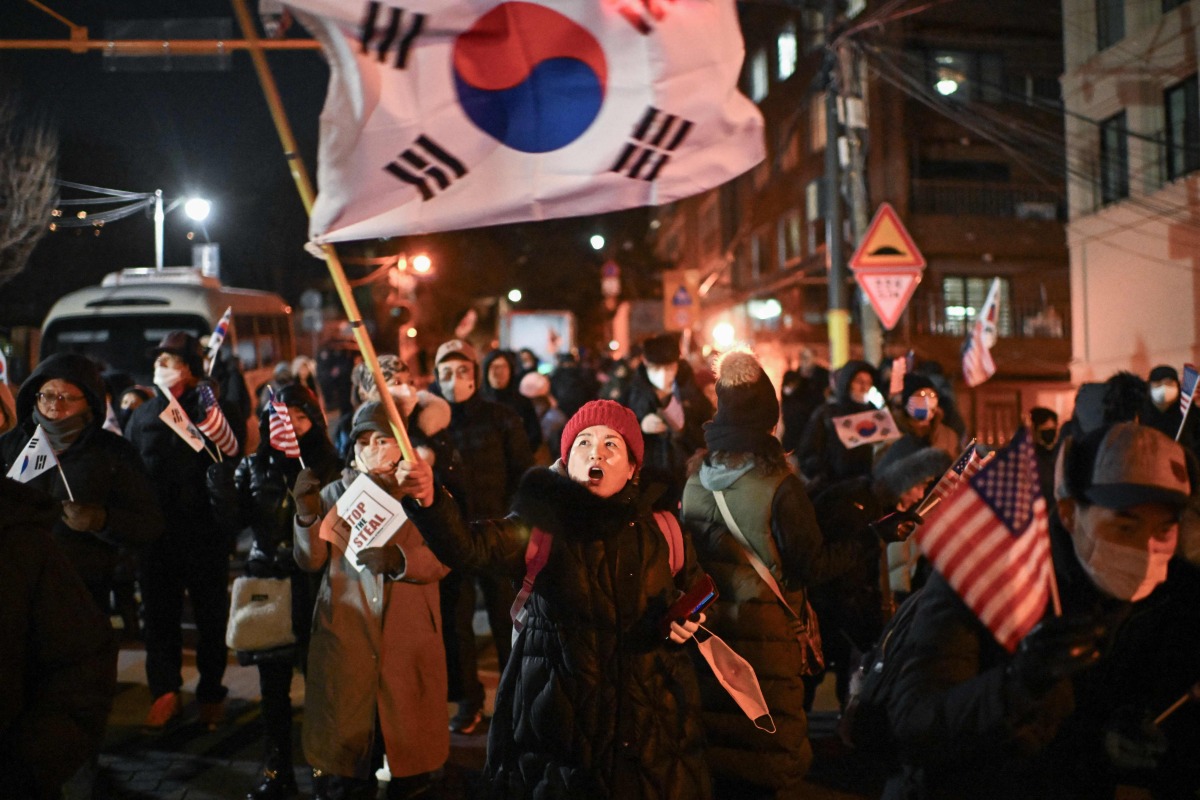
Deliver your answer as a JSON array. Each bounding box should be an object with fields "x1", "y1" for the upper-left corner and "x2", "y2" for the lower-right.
[{"x1": 36, "y1": 392, "x2": 86, "y2": 406}]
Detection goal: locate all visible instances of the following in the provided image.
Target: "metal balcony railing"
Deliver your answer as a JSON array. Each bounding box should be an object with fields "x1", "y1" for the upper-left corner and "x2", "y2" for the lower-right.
[{"x1": 910, "y1": 180, "x2": 1065, "y2": 221}]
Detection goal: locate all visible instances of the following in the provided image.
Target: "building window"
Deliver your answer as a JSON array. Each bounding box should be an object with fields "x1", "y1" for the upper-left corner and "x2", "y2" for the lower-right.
[
  {"x1": 801, "y1": 9, "x2": 824, "y2": 53},
  {"x1": 750, "y1": 232, "x2": 764, "y2": 280},
  {"x1": 777, "y1": 22, "x2": 798, "y2": 81},
  {"x1": 928, "y1": 50, "x2": 1003, "y2": 103},
  {"x1": 777, "y1": 211, "x2": 803, "y2": 269},
  {"x1": 1096, "y1": 0, "x2": 1124, "y2": 51},
  {"x1": 1100, "y1": 111, "x2": 1129, "y2": 204},
  {"x1": 941, "y1": 276, "x2": 1013, "y2": 338},
  {"x1": 1165, "y1": 75, "x2": 1200, "y2": 181},
  {"x1": 1164, "y1": 0, "x2": 1188, "y2": 12},
  {"x1": 748, "y1": 48, "x2": 769, "y2": 102}
]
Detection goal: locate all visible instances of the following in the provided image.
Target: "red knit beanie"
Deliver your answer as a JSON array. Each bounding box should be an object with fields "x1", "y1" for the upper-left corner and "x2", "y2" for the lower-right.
[{"x1": 560, "y1": 399, "x2": 644, "y2": 466}]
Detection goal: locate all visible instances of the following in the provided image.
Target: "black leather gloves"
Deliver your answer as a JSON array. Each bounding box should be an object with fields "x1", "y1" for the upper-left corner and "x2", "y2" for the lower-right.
[
  {"x1": 1008, "y1": 615, "x2": 1106, "y2": 696},
  {"x1": 869, "y1": 509, "x2": 923, "y2": 543}
]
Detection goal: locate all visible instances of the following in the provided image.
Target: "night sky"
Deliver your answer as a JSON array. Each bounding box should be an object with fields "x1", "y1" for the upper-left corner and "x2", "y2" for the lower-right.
[{"x1": 2, "y1": 1, "x2": 661, "y2": 347}]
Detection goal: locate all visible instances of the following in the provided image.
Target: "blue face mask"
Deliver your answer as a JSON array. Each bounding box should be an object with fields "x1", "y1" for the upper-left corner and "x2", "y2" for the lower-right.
[{"x1": 905, "y1": 393, "x2": 937, "y2": 421}]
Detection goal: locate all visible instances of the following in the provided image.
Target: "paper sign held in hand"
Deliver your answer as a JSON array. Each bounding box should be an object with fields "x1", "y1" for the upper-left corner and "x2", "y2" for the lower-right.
[{"x1": 319, "y1": 473, "x2": 407, "y2": 572}]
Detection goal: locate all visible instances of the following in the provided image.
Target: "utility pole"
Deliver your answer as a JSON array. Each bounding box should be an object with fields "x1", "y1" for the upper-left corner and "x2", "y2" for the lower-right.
[
  {"x1": 837, "y1": 39, "x2": 883, "y2": 366},
  {"x1": 823, "y1": 0, "x2": 849, "y2": 369}
]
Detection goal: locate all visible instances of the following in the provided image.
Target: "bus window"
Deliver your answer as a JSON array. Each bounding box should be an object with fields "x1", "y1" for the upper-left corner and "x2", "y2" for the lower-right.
[{"x1": 41, "y1": 314, "x2": 208, "y2": 380}]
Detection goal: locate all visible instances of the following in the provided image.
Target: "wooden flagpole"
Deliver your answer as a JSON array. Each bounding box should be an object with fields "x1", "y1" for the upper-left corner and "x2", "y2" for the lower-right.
[{"x1": 229, "y1": 0, "x2": 416, "y2": 463}]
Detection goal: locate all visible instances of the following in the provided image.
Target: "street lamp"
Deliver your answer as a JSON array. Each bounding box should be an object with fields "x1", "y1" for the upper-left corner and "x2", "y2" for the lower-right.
[
  {"x1": 508, "y1": 288, "x2": 523, "y2": 303},
  {"x1": 154, "y1": 189, "x2": 212, "y2": 270},
  {"x1": 589, "y1": 234, "x2": 605, "y2": 251}
]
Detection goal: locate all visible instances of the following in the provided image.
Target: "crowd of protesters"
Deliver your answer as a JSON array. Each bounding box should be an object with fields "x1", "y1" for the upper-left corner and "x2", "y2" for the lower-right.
[{"x1": 1, "y1": 327, "x2": 1198, "y2": 800}]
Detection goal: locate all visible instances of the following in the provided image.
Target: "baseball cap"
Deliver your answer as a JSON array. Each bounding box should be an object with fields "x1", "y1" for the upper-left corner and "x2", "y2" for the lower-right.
[
  {"x1": 1084, "y1": 422, "x2": 1191, "y2": 510},
  {"x1": 435, "y1": 338, "x2": 478, "y2": 366}
]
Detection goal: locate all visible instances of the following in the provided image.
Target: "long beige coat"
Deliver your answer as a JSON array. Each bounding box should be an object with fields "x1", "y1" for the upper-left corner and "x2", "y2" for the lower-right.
[{"x1": 295, "y1": 471, "x2": 450, "y2": 779}]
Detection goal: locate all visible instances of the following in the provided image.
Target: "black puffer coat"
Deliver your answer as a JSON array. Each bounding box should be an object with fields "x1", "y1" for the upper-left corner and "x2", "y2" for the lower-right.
[
  {"x1": 125, "y1": 381, "x2": 244, "y2": 552},
  {"x1": 0, "y1": 354, "x2": 162, "y2": 604},
  {"x1": 406, "y1": 467, "x2": 711, "y2": 800}
]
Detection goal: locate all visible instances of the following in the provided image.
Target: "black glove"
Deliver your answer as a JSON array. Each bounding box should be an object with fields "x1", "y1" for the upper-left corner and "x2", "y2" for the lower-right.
[
  {"x1": 1104, "y1": 705, "x2": 1168, "y2": 771},
  {"x1": 356, "y1": 544, "x2": 405, "y2": 576},
  {"x1": 1008, "y1": 615, "x2": 1106, "y2": 696},
  {"x1": 291, "y1": 469, "x2": 323, "y2": 524},
  {"x1": 869, "y1": 509, "x2": 923, "y2": 544},
  {"x1": 206, "y1": 460, "x2": 238, "y2": 506}
]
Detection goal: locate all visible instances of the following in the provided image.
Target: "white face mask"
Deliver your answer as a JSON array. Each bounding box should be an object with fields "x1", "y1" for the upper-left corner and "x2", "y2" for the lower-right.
[
  {"x1": 355, "y1": 437, "x2": 401, "y2": 475},
  {"x1": 1151, "y1": 384, "x2": 1180, "y2": 407},
  {"x1": 646, "y1": 364, "x2": 677, "y2": 392},
  {"x1": 153, "y1": 365, "x2": 182, "y2": 390},
  {"x1": 1076, "y1": 536, "x2": 1174, "y2": 601},
  {"x1": 438, "y1": 360, "x2": 475, "y2": 404}
]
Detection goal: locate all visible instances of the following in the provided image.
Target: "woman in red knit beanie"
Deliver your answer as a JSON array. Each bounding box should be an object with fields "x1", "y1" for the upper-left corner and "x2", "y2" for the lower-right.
[{"x1": 397, "y1": 399, "x2": 714, "y2": 799}]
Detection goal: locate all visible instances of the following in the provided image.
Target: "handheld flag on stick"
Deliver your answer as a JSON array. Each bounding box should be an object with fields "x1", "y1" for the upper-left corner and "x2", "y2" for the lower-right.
[
  {"x1": 205, "y1": 307, "x2": 233, "y2": 375},
  {"x1": 196, "y1": 384, "x2": 240, "y2": 457},
  {"x1": 157, "y1": 385, "x2": 215, "y2": 461},
  {"x1": 916, "y1": 439, "x2": 977, "y2": 516},
  {"x1": 287, "y1": 0, "x2": 765, "y2": 241},
  {"x1": 268, "y1": 388, "x2": 306, "y2": 469},
  {"x1": 962, "y1": 278, "x2": 1001, "y2": 388},
  {"x1": 1177, "y1": 363, "x2": 1197, "y2": 442},
  {"x1": 5, "y1": 424, "x2": 74, "y2": 499},
  {"x1": 913, "y1": 429, "x2": 1056, "y2": 653}
]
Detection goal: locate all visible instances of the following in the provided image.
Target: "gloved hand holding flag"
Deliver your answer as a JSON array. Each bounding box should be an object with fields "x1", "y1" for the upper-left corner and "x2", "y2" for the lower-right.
[{"x1": 196, "y1": 383, "x2": 239, "y2": 458}]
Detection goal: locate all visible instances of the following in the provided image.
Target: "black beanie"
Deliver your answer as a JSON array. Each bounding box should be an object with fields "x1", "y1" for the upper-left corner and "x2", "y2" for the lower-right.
[
  {"x1": 901, "y1": 373, "x2": 938, "y2": 406},
  {"x1": 1149, "y1": 364, "x2": 1180, "y2": 384},
  {"x1": 642, "y1": 333, "x2": 680, "y2": 366},
  {"x1": 704, "y1": 349, "x2": 780, "y2": 455}
]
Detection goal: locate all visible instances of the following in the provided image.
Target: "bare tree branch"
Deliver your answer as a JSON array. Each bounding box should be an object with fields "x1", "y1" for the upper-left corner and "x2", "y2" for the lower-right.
[{"x1": 0, "y1": 93, "x2": 59, "y2": 287}]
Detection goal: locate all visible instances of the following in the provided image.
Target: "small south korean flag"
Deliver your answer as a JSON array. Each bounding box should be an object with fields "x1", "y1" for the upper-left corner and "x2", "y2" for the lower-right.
[{"x1": 6, "y1": 425, "x2": 59, "y2": 482}]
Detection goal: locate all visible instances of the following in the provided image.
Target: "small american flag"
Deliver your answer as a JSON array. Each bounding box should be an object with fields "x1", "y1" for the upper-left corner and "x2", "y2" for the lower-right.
[
  {"x1": 962, "y1": 279, "x2": 1000, "y2": 388},
  {"x1": 914, "y1": 429, "x2": 1053, "y2": 653},
  {"x1": 916, "y1": 439, "x2": 977, "y2": 514},
  {"x1": 1178, "y1": 363, "x2": 1198, "y2": 442},
  {"x1": 196, "y1": 384, "x2": 239, "y2": 457},
  {"x1": 268, "y1": 388, "x2": 301, "y2": 459}
]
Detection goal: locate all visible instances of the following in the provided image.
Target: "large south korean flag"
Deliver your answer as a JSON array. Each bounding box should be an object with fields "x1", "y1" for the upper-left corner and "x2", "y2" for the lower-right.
[{"x1": 288, "y1": 0, "x2": 765, "y2": 241}]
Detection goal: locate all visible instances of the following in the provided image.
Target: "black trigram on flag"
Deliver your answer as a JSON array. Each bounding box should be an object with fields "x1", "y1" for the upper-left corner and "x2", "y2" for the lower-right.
[
  {"x1": 384, "y1": 136, "x2": 468, "y2": 201},
  {"x1": 34, "y1": 454, "x2": 47, "y2": 471},
  {"x1": 611, "y1": 107, "x2": 694, "y2": 181},
  {"x1": 360, "y1": 1, "x2": 426, "y2": 69}
]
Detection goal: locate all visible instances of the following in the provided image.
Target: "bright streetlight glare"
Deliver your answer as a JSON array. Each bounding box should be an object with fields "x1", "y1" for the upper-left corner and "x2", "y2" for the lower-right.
[
  {"x1": 608, "y1": 340, "x2": 620, "y2": 351},
  {"x1": 589, "y1": 234, "x2": 605, "y2": 251},
  {"x1": 712, "y1": 322, "x2": 736, "y2": 350},
  {"x1": 406, "y1": 327, "x2": 418, "y2": 338},
  {"x1": 412, "y1": 254, "x2": 432, "y2": 273},
  {"x1": 183, "y1": 197, "x2": 211, "y2": 221},
  {"x1": 507, "y1": 288, "x2": 523, "y2": 303}
]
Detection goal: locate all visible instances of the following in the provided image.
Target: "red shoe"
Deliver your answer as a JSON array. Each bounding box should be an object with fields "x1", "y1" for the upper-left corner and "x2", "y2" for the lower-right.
[
  {"x1": 199, "y1": 699, "x2": 226, "y2": 730},
  {"x1": 143, "y1": 691, "x2": 182, "y2": 731}
]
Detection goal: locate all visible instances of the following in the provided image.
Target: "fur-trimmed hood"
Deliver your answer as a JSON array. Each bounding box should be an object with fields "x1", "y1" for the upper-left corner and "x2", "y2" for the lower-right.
[
  {"x1": 872, "y1": 446, "x2": 953, "y2": 508},
  {"x1": 410, "y1": 389, "x2": 450, "y2": 437},
  {"x1": 510, "y1": 464, "x2": 642, "y2": 540}
]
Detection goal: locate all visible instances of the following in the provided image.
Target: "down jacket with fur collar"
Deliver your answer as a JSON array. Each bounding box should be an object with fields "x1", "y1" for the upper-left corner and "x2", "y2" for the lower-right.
[{"x1": 405, "y1": 466, "x2": 712, "y2": 800}]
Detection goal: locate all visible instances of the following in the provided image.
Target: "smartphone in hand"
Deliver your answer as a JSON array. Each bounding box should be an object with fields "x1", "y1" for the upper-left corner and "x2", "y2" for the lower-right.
[{"x1": 661, "y1": 574, "x2": 719, "y2": 637}]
